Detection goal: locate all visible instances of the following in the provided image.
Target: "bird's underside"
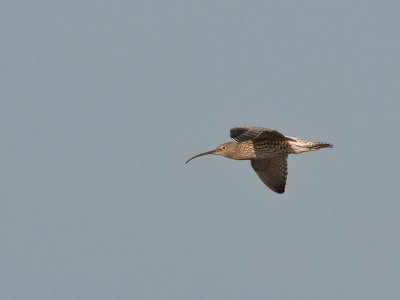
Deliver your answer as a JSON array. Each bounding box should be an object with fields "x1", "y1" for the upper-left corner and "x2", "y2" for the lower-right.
[{"x1": 186, "y1": 126, "x2": 333, "y2": 194}]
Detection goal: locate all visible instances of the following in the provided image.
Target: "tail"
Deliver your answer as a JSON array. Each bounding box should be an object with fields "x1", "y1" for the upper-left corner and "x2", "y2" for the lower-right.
[
  {"x1": 288, "y1": 138, "x2": 333, "y2": 153},
  {"x1": 308, "y1": 141, "x2": 333, "y2": 150}
]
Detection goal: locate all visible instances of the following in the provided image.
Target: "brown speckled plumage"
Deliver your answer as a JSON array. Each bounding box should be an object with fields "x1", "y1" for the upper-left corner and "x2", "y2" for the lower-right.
[{"x1": 186, "y1": 126, "x2": 333, "y2": 194}]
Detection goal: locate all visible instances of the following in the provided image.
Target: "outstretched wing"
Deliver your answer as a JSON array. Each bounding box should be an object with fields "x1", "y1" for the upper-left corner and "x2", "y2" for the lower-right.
[
  {"x1": 250, "y1": 155, "x2": 288, "y2": 194},
  {"x1": 230, "y1": 126, "x2": 291, "y2": 143}
]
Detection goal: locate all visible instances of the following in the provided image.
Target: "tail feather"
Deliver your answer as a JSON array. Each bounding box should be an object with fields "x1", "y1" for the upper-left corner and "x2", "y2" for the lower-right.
[
  {"x1": 288, "y1": 138, "x2": 333, "y2": 153},
  {"x1": 310, "y1": 141, "x2": 333, "y2": 150}
]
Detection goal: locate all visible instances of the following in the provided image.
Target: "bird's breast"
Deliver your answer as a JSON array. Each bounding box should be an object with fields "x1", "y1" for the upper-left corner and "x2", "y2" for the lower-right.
[{"x1": 229, "y1": 141, "x2": 254, "y2": 160}]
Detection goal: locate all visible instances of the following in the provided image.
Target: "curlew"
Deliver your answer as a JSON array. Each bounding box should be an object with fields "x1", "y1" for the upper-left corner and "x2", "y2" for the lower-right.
[{"x1": 185, "y1": 126, "x2": 333, "y2": 194}]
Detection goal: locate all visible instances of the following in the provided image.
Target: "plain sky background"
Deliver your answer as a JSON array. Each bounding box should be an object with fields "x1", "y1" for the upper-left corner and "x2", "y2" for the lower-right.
[{"x1": 1, "y1": 1, "x2": 399, "y2": 299}]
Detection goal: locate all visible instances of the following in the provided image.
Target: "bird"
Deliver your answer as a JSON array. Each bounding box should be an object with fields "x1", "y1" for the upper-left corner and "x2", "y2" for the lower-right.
[{"x1": 185, "y1": 126, "x2": 333, "y2": 194}]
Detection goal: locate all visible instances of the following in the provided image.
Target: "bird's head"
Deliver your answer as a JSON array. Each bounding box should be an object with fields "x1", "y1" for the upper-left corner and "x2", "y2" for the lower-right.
[{"x1": 185, "y1": 142, "x2": 236, "y2": 164}]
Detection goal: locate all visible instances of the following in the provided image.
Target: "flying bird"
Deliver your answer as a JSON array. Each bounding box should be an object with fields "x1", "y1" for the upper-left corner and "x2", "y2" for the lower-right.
[{"x1": 185, "y1": 126, "x2": 333, "y2": 194}]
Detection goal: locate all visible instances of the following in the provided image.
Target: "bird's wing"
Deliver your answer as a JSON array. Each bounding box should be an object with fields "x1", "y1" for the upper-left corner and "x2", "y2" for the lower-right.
[
  {"x1": 251, "y1": 155, "x2": 288, "y2": 194},
  {"x1": 230, "y1": 126, "x2": 291, "y2": 142}
]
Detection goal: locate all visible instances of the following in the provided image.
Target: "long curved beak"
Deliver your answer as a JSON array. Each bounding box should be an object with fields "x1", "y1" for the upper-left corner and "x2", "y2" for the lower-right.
[{"x1": 185, "y1": 149, "x2": 216, "y2": 164}]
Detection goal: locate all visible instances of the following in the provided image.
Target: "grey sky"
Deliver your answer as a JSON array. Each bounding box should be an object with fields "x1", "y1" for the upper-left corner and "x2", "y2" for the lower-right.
[{"x1": 1, "y1": 1, "x2": 399, "y2": 299}]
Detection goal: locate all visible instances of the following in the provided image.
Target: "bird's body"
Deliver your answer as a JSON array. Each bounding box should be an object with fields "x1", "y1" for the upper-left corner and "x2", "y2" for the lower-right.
[{"x1": 186, "y1": 126, "x2": 333, "y2": 194}]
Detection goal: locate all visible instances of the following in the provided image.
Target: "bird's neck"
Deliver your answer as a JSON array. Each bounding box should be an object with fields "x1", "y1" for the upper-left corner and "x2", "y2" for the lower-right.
[{"x1": 231, "y1": 141, "x2": 256, "y2": 160}]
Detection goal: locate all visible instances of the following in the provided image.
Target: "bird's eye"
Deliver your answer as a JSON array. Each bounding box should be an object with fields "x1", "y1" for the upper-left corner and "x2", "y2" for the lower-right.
[{"x1": 220, "y1": 146, "x2": 226, "y2": 150}]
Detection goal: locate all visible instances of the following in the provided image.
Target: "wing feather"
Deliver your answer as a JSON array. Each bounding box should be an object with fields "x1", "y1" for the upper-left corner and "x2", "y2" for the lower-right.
[
  {"x1": 230, "y1": 127, "x2": 290, "y2": 142},
  {"x1": 250, "y1": 155, "x2": 288, "y2": 194}
]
